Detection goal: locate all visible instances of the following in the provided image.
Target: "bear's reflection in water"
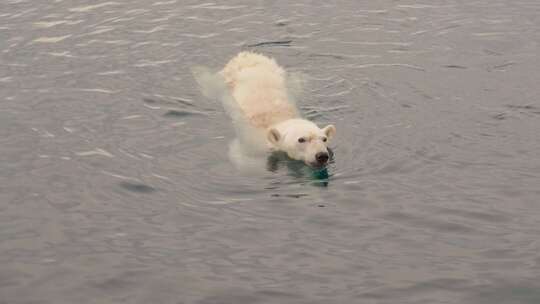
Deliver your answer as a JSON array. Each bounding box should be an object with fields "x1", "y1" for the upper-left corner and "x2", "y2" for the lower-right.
[
  {"x1": 267, "y1": 151, "x2": 332, "y2": 186},
  {"x1": 228, "y1": 139, "x2": 332, "y2": 186}
]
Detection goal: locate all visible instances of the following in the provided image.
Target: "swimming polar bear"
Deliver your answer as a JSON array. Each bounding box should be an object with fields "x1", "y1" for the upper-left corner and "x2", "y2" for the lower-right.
[
  {"x1": 221, "y1": 52, "x2": 336, "y2": 167},
  {"x1": 194, "y1": 52, "x2": 336, "y2": 168}
]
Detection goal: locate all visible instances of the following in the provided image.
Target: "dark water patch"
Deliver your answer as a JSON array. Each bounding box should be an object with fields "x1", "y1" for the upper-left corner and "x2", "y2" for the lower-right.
[
  {"x1": 173, "y1": 97, "x2": 196, "y2": 107},
  {"x1": 506, "y1": 104, "x2": 537, "y2": 110},
  {"x1": 143, "y1": 97, "x2": 196, "y2": 108},
  {"x1": 483, "y1": 49, "x2": 502, "y2": 55},
  {"x1": 303, "y1": 109, "x2": 324, "y2": 120},
  {"x1": 492, "y1": 112, "x2": 509, "y2": 120},
  {"x1": 489, "y1": 61, "x2": 516, "y2": 71},
  {"x1": 246, "y1": 40, "x2": 292, "y2": 48},
  {"x1": 274, "y1": 19, "x2": 290, "y2": 27},
  {"x1": 92, "y1": 277, "x2": 134, "y2": 292},
  {"x1": 302, "y1": 105, "x2": 350, "y2": 115},
  {"x1": 407, "y1": 83, "x2": 434, "y2": 99},
  {"x1": 307, "y1": 53, "x2": 347, "y2": 60},
  {"x1": 505, "y1": 104, "x2": 540, "y2": 116},
  {"x1": 119, "y1": 181, "x2": 156, "y2": 193},
  {"x1": 480, "y1": 132, "x2": 495, "y2": 137},
  {"x1": 144, "y1": 97, "x2": 216, "y2": 114},
  {"x1": 196, "y1": 293, "x2": 261, "y2": 304},
  {"x1": 142, "y1": 97, "x2": 159, "y2": 104},
  {"x1": 256, "y1": 289, "x2": 303, "y2": 300},
  {"x1": 163, "y1": 109, "x2": 208, "y2": 118},
  {"x1": 444, "y1": 64, "x2": 467, "y2": 69},
  {"x1": 271, "y1": 193, "x2": 309, "y2": 198}
]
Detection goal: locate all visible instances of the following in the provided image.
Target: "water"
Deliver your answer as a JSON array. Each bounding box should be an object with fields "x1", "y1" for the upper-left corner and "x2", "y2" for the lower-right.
[{"x1": 1, "y1": 0, "x2": 540, "y2": 303}]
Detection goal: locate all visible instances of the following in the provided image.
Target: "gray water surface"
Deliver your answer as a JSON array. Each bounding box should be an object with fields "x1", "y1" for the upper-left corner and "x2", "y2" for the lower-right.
[{"x1": 2, "y1": 1, "x2": 540, "y2": 303}]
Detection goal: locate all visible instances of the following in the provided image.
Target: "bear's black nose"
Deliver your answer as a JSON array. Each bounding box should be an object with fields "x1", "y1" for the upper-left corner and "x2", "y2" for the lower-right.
[{"x1": 316, "y1": 152, "x2": 329, "y2": 164}]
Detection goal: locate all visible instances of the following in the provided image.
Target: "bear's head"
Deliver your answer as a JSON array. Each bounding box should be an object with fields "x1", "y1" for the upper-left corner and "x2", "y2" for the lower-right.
[{"x1": 267, "y1": 119, "x2": 336, "y2": 167}]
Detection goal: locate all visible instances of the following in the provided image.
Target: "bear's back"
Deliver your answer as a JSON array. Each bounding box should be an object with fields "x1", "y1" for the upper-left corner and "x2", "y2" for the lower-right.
[{"x1": 221, "y1": 52, "x2": 298, "y2": 129}]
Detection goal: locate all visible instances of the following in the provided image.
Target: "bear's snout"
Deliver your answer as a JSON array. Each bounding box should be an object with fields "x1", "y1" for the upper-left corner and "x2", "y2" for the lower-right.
[{"x1": 315, "y1": 152, "x2": 329, "y2": 164}]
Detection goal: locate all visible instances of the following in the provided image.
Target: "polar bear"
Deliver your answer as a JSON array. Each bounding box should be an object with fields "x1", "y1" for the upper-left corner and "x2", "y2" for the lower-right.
[{"x1": 194, "y1": 52, "x2": 336, "y2": 168}]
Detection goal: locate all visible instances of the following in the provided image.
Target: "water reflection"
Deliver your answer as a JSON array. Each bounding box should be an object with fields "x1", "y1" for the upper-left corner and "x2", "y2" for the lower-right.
[
  {"x1": 228, "y1": 138, "x2": 333, "y2": 186},
  {"x1": 267, "y1": 150, "x2": 332, "y2": 184}
]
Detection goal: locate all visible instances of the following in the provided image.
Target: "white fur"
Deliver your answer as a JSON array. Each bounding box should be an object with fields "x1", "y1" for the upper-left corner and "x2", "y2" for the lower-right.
[
  {"x1": 220, "y1": 52, "x2": 298, "y2": 129},
  {"x1": 219, "y1": 52, "x2": 336, "y2": 167}
]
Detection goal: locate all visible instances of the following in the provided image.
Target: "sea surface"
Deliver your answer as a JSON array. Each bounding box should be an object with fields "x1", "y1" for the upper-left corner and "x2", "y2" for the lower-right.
[{"x1": 1, "y1": 0, "x2": 540, "y2": 303}]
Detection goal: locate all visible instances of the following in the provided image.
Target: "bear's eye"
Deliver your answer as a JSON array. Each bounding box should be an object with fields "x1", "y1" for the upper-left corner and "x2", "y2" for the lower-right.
[
  {"x1": 322, "y1": 137, "x2": 327, "y2": 142},
  {"x1": 298, "y1": 137, "x2": 306, "y2": 143}
]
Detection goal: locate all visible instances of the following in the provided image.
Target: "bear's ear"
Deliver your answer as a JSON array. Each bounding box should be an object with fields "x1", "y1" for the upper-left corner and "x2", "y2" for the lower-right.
[
  {"x1": 267, "y1": 128, "x2": 281, "y2": 146},
  {"x1": 322, "y1": 125, "x2": 336, "y2": 140}
]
